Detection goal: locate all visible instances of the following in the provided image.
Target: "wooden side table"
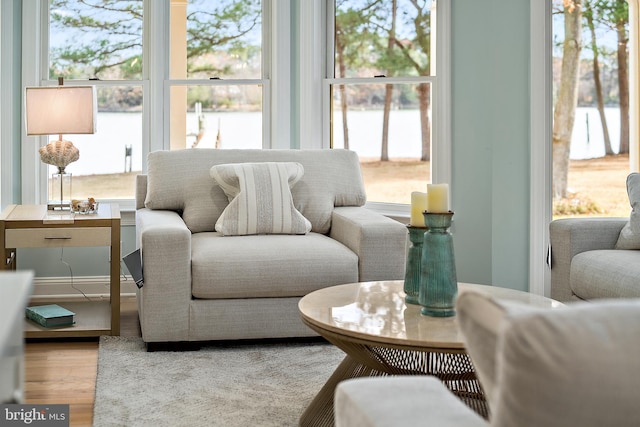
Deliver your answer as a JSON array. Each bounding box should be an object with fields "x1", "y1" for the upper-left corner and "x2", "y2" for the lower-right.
[{"x1": 1, "y1": 204, "x2": 121, "y2": 338}]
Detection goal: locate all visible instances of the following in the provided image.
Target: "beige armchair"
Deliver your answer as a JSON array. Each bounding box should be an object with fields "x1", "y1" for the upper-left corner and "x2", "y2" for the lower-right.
[
  {"x1": 335, "y1": 292, "x2": 640, "y2": 427},
  {"x1": 135, "y1": 149, "x2": 408, "y2": 347}
]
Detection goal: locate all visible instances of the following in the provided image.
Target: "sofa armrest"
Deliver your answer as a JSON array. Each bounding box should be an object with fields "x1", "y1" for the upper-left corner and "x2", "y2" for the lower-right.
[
  {"x1": 549, "y1": 217, "x2": 627, "y2": 302},
  {"x1": 335, "y1": 377, "x2": 487, "y2": 427},
  {"x1": 330, "y1": 207, "x2": 407, "y2": 282},
  {"x1": 136, "y1": 208, "x2": 192, "y2": 342},
  {"x1": 135, "y1": 174, "x2": 147, "y2": 210}
]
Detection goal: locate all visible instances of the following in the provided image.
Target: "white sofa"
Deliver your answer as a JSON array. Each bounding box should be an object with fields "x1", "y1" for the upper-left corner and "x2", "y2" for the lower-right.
[{"x1": 135, "y1": 149, "x2": 407, "y2": 348}]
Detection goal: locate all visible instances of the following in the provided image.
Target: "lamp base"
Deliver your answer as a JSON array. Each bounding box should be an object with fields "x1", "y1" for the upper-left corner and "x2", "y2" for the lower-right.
[{"x1": 48, "y1": 171, "x2": 72, "y2": 210}]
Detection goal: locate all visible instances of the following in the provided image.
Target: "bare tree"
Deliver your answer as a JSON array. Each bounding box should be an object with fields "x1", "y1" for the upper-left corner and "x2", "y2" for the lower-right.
[
  {"x1": 584, "y1": 0, "x2": 613, "y2": 155},
  {"x1": 553, "y1": 0, "x2": 583, "y2": 199},
  {"x1": 393, "y1": 0, "x2": 432, "y2": 161},
  {"x1": 335, "y1": 1, "x2": 381, "y2": 150},
  {"x1": 380, "y1": 0, "x2": 398, "y2": 162}
]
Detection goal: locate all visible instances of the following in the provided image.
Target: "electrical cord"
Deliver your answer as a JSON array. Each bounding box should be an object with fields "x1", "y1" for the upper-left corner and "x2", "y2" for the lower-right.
[{"x1": 59, "y1": 247, "x2": 92, "y2": 301}]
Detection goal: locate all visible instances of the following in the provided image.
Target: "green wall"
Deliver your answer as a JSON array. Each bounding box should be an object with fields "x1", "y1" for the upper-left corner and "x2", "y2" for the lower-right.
[{"x1": 450, "y1": 0, "x2": 530, "y2": 291}]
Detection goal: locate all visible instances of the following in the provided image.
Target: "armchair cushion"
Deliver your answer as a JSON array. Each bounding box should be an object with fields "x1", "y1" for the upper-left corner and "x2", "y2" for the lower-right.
[
  {"x1": 210, "y1": 162, "x2": 312, "y2": 236},
  {"x1": 458, "y1": 291, "x2": 640, "y2": 427},
  {"x1": 191, "y1": 232, "x2": 358, "y2": 299},
  {"x1": 616, "y1": 172, "x2": 640, "y2": 249},
  {"x1": 570, "y1": 249, "x2": 640, "y2": 298},
  {"x1": 143, "y1": 149, "x2": 367, "y2": 234}
]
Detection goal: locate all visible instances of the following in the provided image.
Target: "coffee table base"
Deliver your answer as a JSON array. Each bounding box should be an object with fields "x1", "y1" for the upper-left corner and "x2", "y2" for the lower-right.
[{"x1": 299, "y1": 333, "x2": 488, "y2": 426}]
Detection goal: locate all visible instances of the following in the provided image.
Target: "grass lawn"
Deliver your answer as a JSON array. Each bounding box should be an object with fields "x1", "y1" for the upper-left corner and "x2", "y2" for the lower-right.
[{"x1": 70, "y1": 155, "x2": 632, "y2": 219}]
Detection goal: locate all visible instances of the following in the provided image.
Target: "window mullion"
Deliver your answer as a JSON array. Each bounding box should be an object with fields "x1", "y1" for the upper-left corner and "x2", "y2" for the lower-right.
[
  {"x1": 21, "y1": 0, "x2": 47, "y2": 205},
  {"x1": 148, "y1": 0, "x2": 168, "y2": 154}
]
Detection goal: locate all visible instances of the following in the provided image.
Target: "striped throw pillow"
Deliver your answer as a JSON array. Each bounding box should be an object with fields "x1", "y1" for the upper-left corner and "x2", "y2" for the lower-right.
[{"x1": 210, "y1": 162, "x2": 312, "y2": 236}]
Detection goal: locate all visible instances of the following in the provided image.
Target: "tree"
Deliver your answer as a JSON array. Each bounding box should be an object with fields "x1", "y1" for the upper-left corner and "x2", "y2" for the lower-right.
[
  {"x1": 50, "y1": 0, "x2": 261, "y2": 80},
  {"x1": 614, "y1": 0, "x2": 630, "y2": 154},
  {"x1": 185, "y1": 0, "x2": 261, "y2": 78},
  {"x1": 335, "y1": 0, "x2": 432, "y2": 162},
  {"x1": 380, "y1": 0, "x2": 398, "y2": 162},
  {"x1": 50, "y1": 0, "x2": 143, "y2": 80},
  {"x1": 393, "y1": 0, "x2": 433, "y2": 161},
  {"x1": 553, "y1": 0, "x2": 583, "y2": 199},
  {"x1": 584, "y1": 0, "x2": 613, "y2": 155},
  {"x1": 593, "y1": 0, "x2": 629, "y2": 154}
]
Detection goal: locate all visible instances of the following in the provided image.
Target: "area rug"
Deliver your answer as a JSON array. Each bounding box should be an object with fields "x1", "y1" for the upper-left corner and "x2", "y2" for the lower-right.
[{"x1": 92, "y1": 336, "x2": 345, "y2": 427}]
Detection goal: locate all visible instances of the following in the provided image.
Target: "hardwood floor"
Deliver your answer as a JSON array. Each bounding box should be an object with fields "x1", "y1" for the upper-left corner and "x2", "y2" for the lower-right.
[{"x1": 24, "y1": 296, "x2": 140, "y2": 427}]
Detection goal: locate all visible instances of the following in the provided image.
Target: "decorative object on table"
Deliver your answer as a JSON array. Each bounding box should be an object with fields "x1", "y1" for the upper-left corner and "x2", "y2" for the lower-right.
[
  {"x1": 404, "y1": 191, "x2": 430, "y2": 304},
  {"x1": 410, "y1": 191, "x2": 428, "y2": 227},
  {"x1": 420, "y1": 183, "x2": 458, "y2": 317},
  {"x1": 25, "y1": 304, "x2": 75, "y2": 328},
  {"x1": 25, "y1": 77, "x2": 97, "y2": 210},
  {"x1": 404, "y1": 225, "x2": 426, "y2": 305},
  {"x1": 71, "y1": 197, "x2": 98, "y2": 214}
]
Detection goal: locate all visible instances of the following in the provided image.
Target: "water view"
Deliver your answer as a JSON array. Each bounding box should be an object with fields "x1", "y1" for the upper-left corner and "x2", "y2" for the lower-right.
[{"x1": 56, "y1": 107, "x2": 622, "y2": 177}]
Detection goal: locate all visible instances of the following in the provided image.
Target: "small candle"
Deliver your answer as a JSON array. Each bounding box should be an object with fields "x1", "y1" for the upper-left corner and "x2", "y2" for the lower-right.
[
  {"x1": 427, "y1": 184, "x2": 449, "y2": 213},
  {"x1": 410, "y1": 192, "x2": 428, "y2": 226}
]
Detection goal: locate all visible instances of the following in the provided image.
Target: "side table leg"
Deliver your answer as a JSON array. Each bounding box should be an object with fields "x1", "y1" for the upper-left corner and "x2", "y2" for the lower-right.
[{"x1": 300, "y1": 354, "x2": 376, "y2": 427}]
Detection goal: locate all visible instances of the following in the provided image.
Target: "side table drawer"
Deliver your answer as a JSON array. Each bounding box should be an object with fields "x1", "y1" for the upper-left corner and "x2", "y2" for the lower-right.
[{"x1": 6, "y1": 227, "x2": 111, "y2": 248}]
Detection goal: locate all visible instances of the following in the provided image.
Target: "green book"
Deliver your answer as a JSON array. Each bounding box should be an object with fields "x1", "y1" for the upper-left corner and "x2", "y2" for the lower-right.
[{"x1": 26, "y1": 304, "x2": 75, "y2": 328}]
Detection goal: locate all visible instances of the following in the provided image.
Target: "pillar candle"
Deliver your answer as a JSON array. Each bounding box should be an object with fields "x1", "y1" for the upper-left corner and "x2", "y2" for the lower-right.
[
  {"x1": 427, "y1": 184, "x2": 449, "y2": 213},
  {"x1": 410, "y1": 192, "x2": 428, "y2": 226}
]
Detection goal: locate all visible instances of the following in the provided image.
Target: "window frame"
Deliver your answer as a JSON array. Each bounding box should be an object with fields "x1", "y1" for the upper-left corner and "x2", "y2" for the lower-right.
[
  {"x1": 20, "y1": 0, "x2": 276, "y2": 212},
  {"x1": 321, "y1": 0, "x2": 451, "y2": 217},
  {"x1": 164, "y1": 0, "x2": 272, "y2": 151},
  {"x1": 18, "y1": 0, "x2": 449, "y2": 217}
]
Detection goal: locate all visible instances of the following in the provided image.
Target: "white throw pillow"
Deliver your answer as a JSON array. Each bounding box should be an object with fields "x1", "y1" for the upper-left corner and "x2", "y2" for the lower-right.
[
  {"x1": 616, "y1": 172, "x2": 640, "y2": 249},
  {"x1": 210, "y1": 162, "x2": 312, "y2": 236}
]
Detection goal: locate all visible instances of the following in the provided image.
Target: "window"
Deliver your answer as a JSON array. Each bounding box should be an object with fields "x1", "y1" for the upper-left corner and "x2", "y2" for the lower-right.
[
  {"x1": 23, "y1": 0, "x2": 446, "y2": 211},
  {"x1": 168, "y1": 0, "x2": 266, "y2": 150},
  {"x1": 328, "y1": 0, "x2": 436, "y2": 205},
  {"x1": 47, "y1": 0, "x2": 144, "y2": 201},
  {"x1": 36, "y1": 0, "x2": 267, "y2": 205},
  {"x1": 551, "y1": 0, "x2": 633, "y2": 219}
]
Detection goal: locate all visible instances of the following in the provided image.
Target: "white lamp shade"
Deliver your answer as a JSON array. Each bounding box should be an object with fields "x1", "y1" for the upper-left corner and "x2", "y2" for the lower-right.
[{"x1": 25, "y1": 86, "x2": 97, "y2": 135}]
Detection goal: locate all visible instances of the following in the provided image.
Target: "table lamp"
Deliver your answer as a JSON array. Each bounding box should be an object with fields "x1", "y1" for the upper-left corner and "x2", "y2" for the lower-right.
[{"x1": 25, "y1": 78, "x2": 97, "y2": 210}]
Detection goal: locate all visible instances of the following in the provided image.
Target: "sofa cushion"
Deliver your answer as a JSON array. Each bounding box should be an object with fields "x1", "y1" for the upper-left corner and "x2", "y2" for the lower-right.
[
  {"x1": 493, "y1": 299, "x2": 640, "y2": 427},
  {"x1": 143, "y1": 149, "x2": 366, "y2": 234},
  {"x1": 210, "y1": 162, "x2": 312, "y2": 236},
  {"x1": 335, "y1": 377, "x2": 487, "y2": 427},
  {"x1": 616, "y1": 172, "x2": 640, "y2": 249},
  {"x1": 456, "y1": 292, "x2": 539, "y2": 407},
  {"x1": 570, "y1": 249, "x2": 640, "y2": 299},
  {"x1": 190, "y1": 232, "x2": 359, "y2": 299},
  {"x1": 457, "y1": 292, "x2": 640, "y2": 427}
]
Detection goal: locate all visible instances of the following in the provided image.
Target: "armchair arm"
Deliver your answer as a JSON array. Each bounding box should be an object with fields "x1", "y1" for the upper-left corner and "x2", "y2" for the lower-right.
[
  {"x1": 549, "y1": 217, "x2": 627, "y2": 302},
  {"x1": 330, "y1": 207, "x2": 407, "y2": 282},
  {"x1": 136, "y1": 208, "x2": 192, "y2": 342}
]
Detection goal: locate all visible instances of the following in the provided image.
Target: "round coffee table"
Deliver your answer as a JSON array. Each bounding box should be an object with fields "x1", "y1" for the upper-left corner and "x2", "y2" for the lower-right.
[{"x1": 298, "y1": 280, "x2": 563, "y2": 427}]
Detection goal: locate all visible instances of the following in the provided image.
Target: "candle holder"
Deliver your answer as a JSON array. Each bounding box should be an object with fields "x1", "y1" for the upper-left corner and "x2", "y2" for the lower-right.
[
  {"x1": 419, "y1": 211, "x2": 458, "y2": 317},
  {"x1": 403, "y1": 225, "x2": 427, "y2": 304}
]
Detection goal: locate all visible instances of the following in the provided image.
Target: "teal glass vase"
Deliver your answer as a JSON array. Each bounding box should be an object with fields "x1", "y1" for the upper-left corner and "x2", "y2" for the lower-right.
[
  {"x1": 403, "y1": 225, "x2": 426, "y2": 305},
  {"x1": 419, "y1": 212, "x2": 458, "y2": 317}
]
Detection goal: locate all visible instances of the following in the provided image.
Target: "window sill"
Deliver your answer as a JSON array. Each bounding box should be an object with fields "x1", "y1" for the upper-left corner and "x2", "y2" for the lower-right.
[{"x1": 365, "y1": 202, "x2": 410, "y2": 224}]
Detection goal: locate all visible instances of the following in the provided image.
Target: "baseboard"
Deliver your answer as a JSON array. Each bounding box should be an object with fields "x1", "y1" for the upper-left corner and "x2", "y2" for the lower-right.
[{"x1": 30, "y1": 275, "x2": 138, "y2": 302}]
